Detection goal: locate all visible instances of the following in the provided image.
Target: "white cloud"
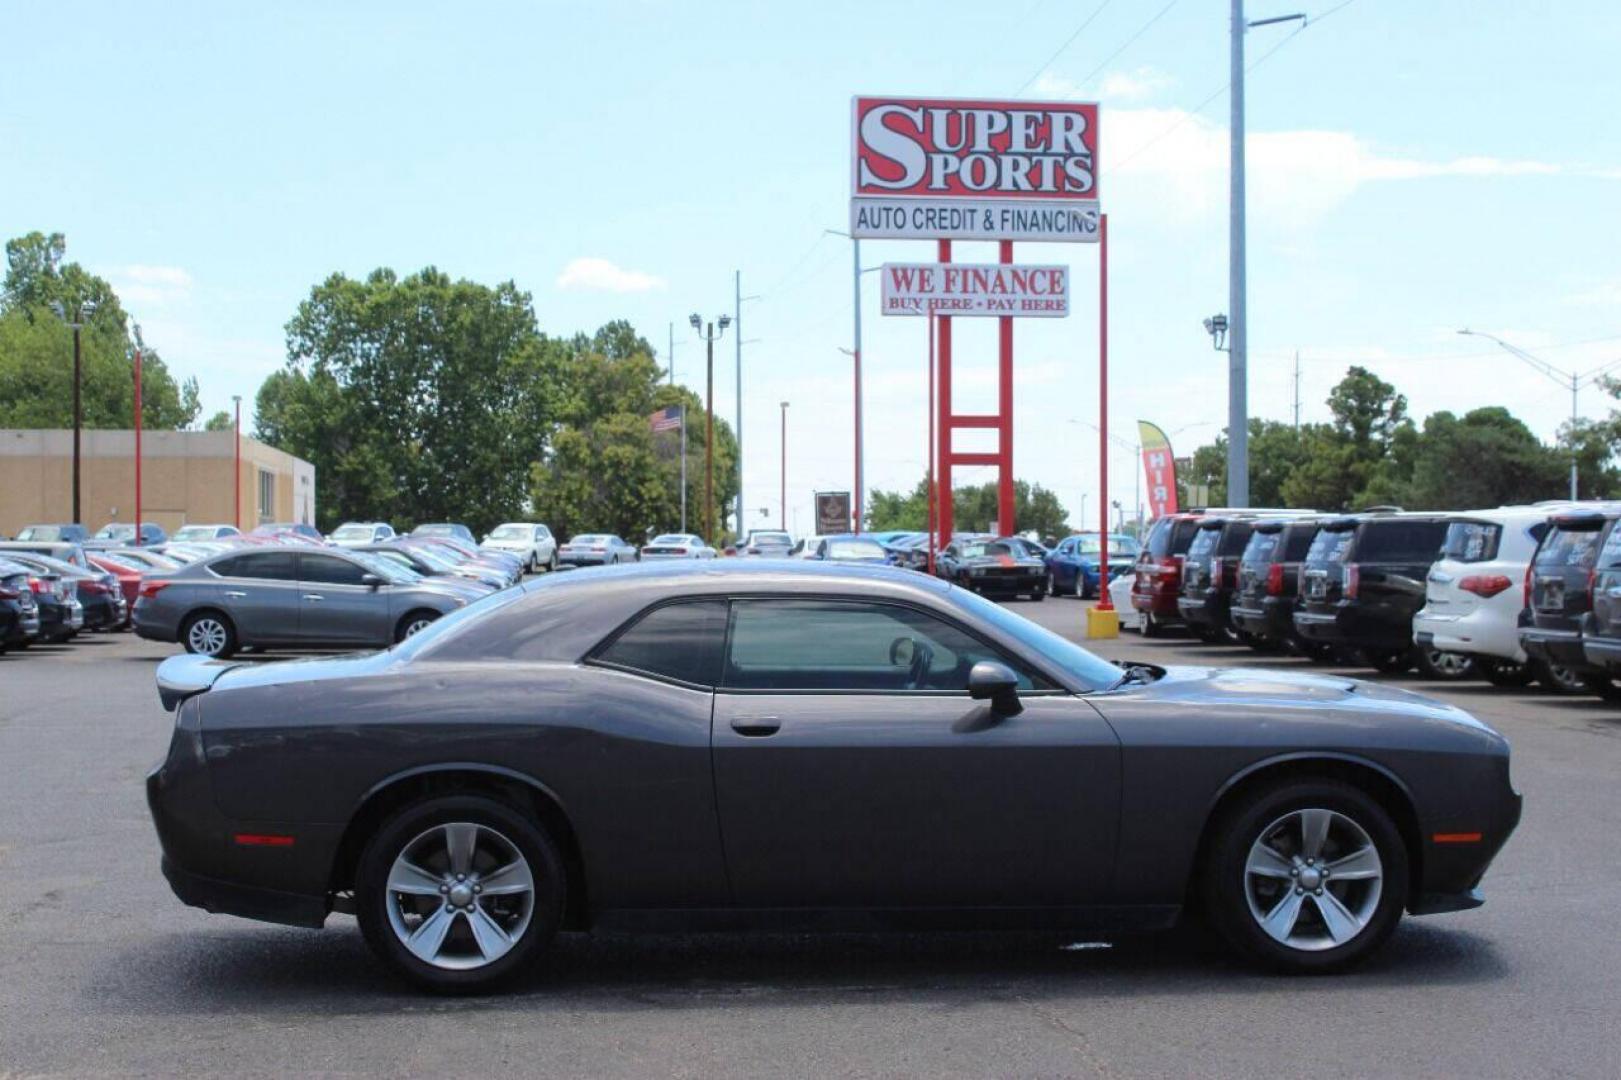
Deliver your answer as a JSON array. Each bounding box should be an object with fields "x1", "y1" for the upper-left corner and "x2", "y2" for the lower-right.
[
  {"x1": 1098, "y1": 67, "x2": 1175, "y2": 103},
  {"x1": 104, "y1": 263, "x2": 193, "y2": 306},
  {"x1": 1566, "y1": 280, "x2": 1621, "y2": 307},
  {"x1": 555, "y1": 257, "x2": 666, "y2": 293}
]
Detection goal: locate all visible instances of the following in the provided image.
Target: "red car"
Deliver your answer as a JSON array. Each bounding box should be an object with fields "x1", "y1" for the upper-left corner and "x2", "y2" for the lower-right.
[
  {"x1": 1131, "y1": 513, "x2": 1209, "y2": 636},
  {"x1": 88, "y1": 553, "x2": 142, "y2": 628}
]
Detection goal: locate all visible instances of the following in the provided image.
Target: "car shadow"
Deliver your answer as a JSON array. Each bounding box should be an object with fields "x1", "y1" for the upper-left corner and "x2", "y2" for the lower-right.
[{"x1": 94, "y1": 920, "x2": 1510, "y2": 1015}]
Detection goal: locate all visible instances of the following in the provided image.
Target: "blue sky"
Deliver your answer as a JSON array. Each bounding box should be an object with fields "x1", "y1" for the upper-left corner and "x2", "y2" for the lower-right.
[{"x1": 6, "y1": 0, "x2": 1620, "y2": 532}]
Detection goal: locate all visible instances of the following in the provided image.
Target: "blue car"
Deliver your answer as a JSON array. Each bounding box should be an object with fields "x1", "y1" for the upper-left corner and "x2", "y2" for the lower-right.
[{"x1": 1045, "y1": 531, "x2": 1141, "y2": 598}]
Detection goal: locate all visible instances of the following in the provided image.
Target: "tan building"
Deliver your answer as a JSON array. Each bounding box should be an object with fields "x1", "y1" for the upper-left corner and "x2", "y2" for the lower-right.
[{"x1": 0, "y1": 428, "x2": 316, "y2": 538}]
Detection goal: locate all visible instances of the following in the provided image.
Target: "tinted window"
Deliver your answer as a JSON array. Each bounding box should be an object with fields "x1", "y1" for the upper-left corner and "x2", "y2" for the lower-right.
[
  {"x1": 213, "y1": 552, "x2": 298, "y2": 581},
  {"x1": 1355, "y1": 521, "x2": 1446, "y2": 562},
  {"x1": 1242, "y1": 531, "x2": 1281, "y2": 565},
  {"x1": 1306, "y1": 528, "x2": 1356, "y2": 565},
  {"x1": 1283, "y1": 525, "x2": 1319, "y2": 561},
  {"x1": 1143, "y1": 518, "x2": 1172, "y2": 558},
  {"x1": 299, "y1": 554, "x2": 369, "y2": 585},
  {"x1": 1169, "y1": 518, "x2": 1202, "y2": 555},
  {"x1": 1539, "y1": 524, "x2": 1605, "y2": 569},
  {"x1": 595, "y1": 600, "x2": 727, "y2": 686},
  {"x1": 724, "y1": 599, "x2": 1042, "y2": 692},
  {"x1": 1441, "y1": 521, "x2": 1502, "y2": 563},
  {"x1": 1187, "y1": 527, "x2": 1222, "y2": 561}
]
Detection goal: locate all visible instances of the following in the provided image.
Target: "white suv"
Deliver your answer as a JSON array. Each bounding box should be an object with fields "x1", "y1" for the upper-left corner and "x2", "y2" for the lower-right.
[
  {"x1": 1413, "y1": 503, "x2": 1585, "y2": 688},
  {"x1": 482, "y1": 522, "x2": 557, "y2": 573}
]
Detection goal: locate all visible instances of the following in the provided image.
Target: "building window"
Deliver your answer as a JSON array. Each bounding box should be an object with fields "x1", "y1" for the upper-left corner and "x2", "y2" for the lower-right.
[{"x1": 258, "y1": 468, "x2": 275, "y2": 523}]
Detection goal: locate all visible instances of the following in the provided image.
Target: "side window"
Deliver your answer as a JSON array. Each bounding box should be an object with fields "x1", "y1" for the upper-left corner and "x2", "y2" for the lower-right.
[
  {"x1": 723, "y1": 599, "x2": 1044, "y2": 693},
  {"x1": 594, "y1": 600, "x2": 727, "y2": 686},
  {"x1": 215, "y1": 552, "x2": 298, "y2": 581},
  {"x1": 299, "y1": 554, "x2": 369, "y2": 585}
]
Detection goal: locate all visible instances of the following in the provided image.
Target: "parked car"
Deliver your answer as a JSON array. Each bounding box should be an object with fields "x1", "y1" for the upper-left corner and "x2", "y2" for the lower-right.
[
  {"x1": 1230, "y1": 517, "x2": 1328, "y2": 656},
  {"x1": 22, "y1": 566, "x2": 81, "y2": 643},
  {"x1": 0, "y1": 551, "x2": 126, "y2": 631},
  {"x1": 1579, "y1": 515, "x2": 1621, "y2": 695},
  {"x1": 172, "y1": 524, "x2": 243, "y2": 542},
  {"x1": 1519, "y1": 508, "x2": 1621, "y2": 697},
  {"x1": 371, "y1": 541, "x2": 508, "y2": 591},
  {"x1": 805, "y1": 534, "x2": 892, "y2": 566},
  {"x1": 1412, "y1": 505, "x2": 1582, "y2": 689},
  {"x1": 1292, "y1": 513, "x2": 1453, "y2": 674},
  {"x1": 410, "y1": 523, "x2": 476, "y2": 543},
  {"x1": 0, "y1": 539, "x2": 92, "y2": 572},
  {"x1": 146, "y1": 559, "x2": 1521, "y2": 990},
  {"x1": 1045, "y1": 532, "x2": 1139, "y2": 599},
  {"x1": 13, "y1": 523, "x2": 90, "y2": 543},
  {"x1": 88, "y1": 522, "x2": 167, "y2": 547},
  {"x1": 400, "y1": 537, "x2": 521, "y2": 586},
  {"x1": 1108, "y1": 569, "x2": 1140, "y2": 630},
  {"x1": 0, "y1": 557, "x2": 42, "y2": 652},
  {"x1": 88, "y1": 552, "x2": 145, "y2": 620},
  {"x1": 134, "y1": 547, "x2": 468, "y2": 657},
  {"x1": 936, "y1": 536, "x2": 1047, "y2": 599},
  {"x1": 251, "y1": 522, "x2": 325, "y2": 542},
  {"x1": 328, "y1": 522, "x2": 396, "y2": 548},
  {"x1": 347, "y1": 547, "x2": 492, "y2": 603},
  {"x1": 1130, "y1": 513, "x2": 1206, "y2": 636},
  {"x1": 559, "y1": 534, "x2": 639, "y2": 567},
  {"x1": 481, "y1": 522, "x2": 558, "y2": 574},
  {"x1": 640, "y1": 533, "x2": 715, "y2": 560},
  {"x1": 1179, "y1": 517, "x2": 1271, "y2": 643},
  {"x1": 740, "y1": 530, "x2": 795, "y2": 558},
  {"x1": 95, "y1": 548, "x2": 182, "y2": 574}
]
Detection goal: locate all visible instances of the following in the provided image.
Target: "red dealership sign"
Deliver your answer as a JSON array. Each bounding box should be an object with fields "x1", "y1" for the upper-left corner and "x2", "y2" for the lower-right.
[
  {"x1": 880, "y1": 262, "x2": 1070, "y2": 317},
  {"x1": 851, "y1": 96, "x2": 1100, "y2": 241}
]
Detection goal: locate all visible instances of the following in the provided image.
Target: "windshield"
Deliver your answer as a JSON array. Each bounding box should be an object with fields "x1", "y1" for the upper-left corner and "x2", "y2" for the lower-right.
[
  {"x1": 947, "y1": 586, "x2": 1123, "y2": 691},
  {"x1": 827, "y1": 539, "x2": 886, "y2": 559},
  {"x1": 651, "y1": 534, "x2": 695, "y2": 546},
  {"x1": 1187, "y1": 527, "x2": 1222, "y2": 561},
  {"x1": 332, "y1": 525, "x2": 373, "y2": 540},
  {"x1": 16, "y1": 526, "x2": 63, "y2": 541},
  {"x1": 94, "y1": 524, "x2": 134, "y2": 539},
  {"x1": 962, "y1": 540, "x2": 1013, "y2": 558},
  {"x1": 414, "y1": 524, "x2": 455, "y2": 536},
  {"x1": 173, "y1": 527, "x2": 215, "y2": 540},
  {"x1": 1077, "y1": 535, "x2": 1138, "y2": 556},
  {"x1": 489, "y1": 525, "x2": 529, "y2": 540},
  {"x1": 751, "y1": 532, "x2": 792, "y2": 545},
  {"x1": 349, "y1": 550, "x2": 418, "y2": 583},
  {"x1": 408, "y1": 546, "x2": 456, "y2": 571}
]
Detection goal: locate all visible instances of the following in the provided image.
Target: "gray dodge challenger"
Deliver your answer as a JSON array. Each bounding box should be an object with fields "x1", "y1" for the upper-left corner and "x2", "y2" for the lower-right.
[{"x1": 146, "y1": 560, "x2": 1520, "y2": 991}]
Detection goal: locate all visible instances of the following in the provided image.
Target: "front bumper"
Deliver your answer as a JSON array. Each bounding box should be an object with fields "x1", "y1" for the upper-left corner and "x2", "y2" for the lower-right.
[
  {"x1": 966, "y1": 569, "x2": 1045, "y2": 593},
  {"x1": 1519, "y1": 626, "x2": 1593, "y2": 672}
]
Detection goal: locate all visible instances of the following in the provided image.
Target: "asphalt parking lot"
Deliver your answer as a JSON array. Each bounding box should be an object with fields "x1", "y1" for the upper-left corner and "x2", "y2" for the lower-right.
[{"x1": 3, "y1": 602, "x2": 1620, "y2": 1078}]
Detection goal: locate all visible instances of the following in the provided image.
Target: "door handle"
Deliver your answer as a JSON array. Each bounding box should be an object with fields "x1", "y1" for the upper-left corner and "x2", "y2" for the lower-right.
[
  {"x1": 302, "y1": 593, "x2": 324, "y2": 602},
  {"x1": 223, "y1": 590, "x2": 247, "y2": 598},
  {"x1": 730, "y1": 715, "x2": 781, "y2": 737}
]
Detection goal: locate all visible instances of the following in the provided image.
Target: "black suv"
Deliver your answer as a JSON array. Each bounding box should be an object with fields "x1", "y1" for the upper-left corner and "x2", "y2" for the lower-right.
[
  {"x1": 1292, "y1": 512, "x2": 1451, "y2": 673},
  {"x1": 1521, "y1": 508, "x2": 1621, "y2": 699},
  {"x1": 1230, "y1": 517, "x2": 1326, "y2": 655},
  {"x1": 1178, "y1": 517, "x2": 1264, "y2": 643}
]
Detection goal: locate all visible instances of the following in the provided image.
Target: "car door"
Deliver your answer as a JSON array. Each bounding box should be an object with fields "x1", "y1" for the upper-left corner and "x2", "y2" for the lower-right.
[
  {"x1": 296, "y1": 552, "x2": 390, "y2": 645},
  {"x1": 209, "y1": 551, "x2": 302, "y2": 644},
  {"x1": 710, "y1": 597, "x2": 1120, "y2": 909}
]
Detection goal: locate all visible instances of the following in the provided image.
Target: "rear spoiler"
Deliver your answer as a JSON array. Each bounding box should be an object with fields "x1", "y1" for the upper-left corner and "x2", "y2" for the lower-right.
[{"x1": 155, "y1": 654, "x2": 244, "y2": 712}]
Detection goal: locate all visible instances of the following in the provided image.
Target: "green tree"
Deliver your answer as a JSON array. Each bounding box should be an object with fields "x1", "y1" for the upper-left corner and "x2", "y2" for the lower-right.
[
  {"x1": 258, "y1": 267, "x2": 563, "y2": 534},
  {"x1": 864, "y1": 478, "x2": 1068, "y2": 539},
  {"x1": 1400, "y1": 407, "x2": 1566, "y2": 509},
  {"x1": 0, "y1": 231, "x2": 199, "y2": 430},
  {"x1": 203, "y1": 410, "x2": 233, "y2": 432}
]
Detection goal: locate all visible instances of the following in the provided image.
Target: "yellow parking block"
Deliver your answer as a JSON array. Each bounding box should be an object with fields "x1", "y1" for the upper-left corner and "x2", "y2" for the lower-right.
[{"x1": 1085, "y1": 605, "x2": 1120, "y2": 639}]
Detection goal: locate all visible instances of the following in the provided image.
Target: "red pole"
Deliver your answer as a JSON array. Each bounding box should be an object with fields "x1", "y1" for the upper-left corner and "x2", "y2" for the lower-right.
[
  {"x1": 1097, "y1": 214, "x2": 1113, "y2": 611},
  {"x1": 997, "y1": 239, "x2": 1015, "y2": 536},
  {"x1": 936, "y1": 238, "x2": 953, "y2": 550},
  {"x1": 133, "y1": 344, "x2": 143, "y2": 545},
  {"x1": 233, "y1": 397, "x2": 242, "y2": 531},
  {"x1": 927, "y1": 312, "x2": 936, "y2": 575}
]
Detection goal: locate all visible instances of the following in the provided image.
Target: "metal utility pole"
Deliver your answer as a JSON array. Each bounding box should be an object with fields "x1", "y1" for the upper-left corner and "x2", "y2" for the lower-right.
[
  {"x1": 690, "y1": 313, "x2": 731, "y2": 544},
  {"x1": 733, "y1": 272, "x2": 759, "y2": 539},
  {"x1": 232, "y1": 395, "x2": 242, "y2": 530},
  {"x1": 133, "y1": 323, "x2": 144, "y2": 544},
  {"x1": 779, "y1": 401, "x2": 789, "y2": 530},
  {"x1": 667, "y1": 322, "x2": 675, "y2": 385},
  {"x1": 52, "y1": 299, "x2": 97, "y2": 524},
  {"x1": 851, "y1": 238, "x2": 864, "y2": 531}
]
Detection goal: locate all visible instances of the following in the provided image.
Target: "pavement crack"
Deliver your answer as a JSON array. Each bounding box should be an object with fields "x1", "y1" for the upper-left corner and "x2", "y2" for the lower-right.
[{"x1": 1011, "y1": 993, "x2": 1119, "y2": 1079}]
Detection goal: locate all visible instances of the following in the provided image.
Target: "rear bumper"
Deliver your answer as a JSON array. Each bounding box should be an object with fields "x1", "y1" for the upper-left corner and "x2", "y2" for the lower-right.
[
  {"x1": 161, "y1": 855, "x2": 328, "y2": 929},
  {"x1": 1131, "y1": 587, "x2": 1181, "y2": 617},
  {"x1": 1230, "y1": 596, "x2": 1294, "y2": 640},
  {"x1": 1519, "y1": 626, "x2": 1593, "y2": 672},
  {"x1": 1413, "y1": 608, "x2": 1524, "y2": 663},
  {"x1": 1582, "y1": 635, "x2": 1621, "y2": 673},
  {"x1": 1177, "y1": 588, "x2": 1230, "y2": 630},
  {"x1": 1292, "y1": 604, "x2": 1411, "y2": 652}
]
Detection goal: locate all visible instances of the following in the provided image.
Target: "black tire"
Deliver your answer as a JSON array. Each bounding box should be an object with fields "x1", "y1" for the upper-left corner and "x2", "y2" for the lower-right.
[
  {"x1": 356, "y1": 794, "x2": 566, "y2": 992},
  {"x1": 1413, "y1": 648, "x2": 1477, "y2": 681},
  {"x1": 395, "y1": 609, "x2": 440, "y2": 643},
  {"x1": 1535, "y1": 659, "x2": 1588, "y2": 695},
  {"x1": 1580, "y1": 672, "x2": 1621, "y2": 701},
  {"x1": 1081, "y1": 577, "x2": 1096, "y2": 600},
  {"x1": 179, "y1": 609, "x2": 238, "y2": 658},
  {"x1": 1030, "y1": 587, "x2": 1046, "y2": 602},
  {"x1": 1480, "y1": 658, "x2": 1535, "y2": 688},
  {"x1": 1201, "y1": 778, "x2": 1408, "y2": 973},
  {"x1": 1294, "y1": 638, "x2": 1339, "y2": 664},
  {"x1": 524, "y1": 554, "x2": 536, "y2": 575},
  {"x1": 1359, "y1": 647, "x2": 1413, "y2": 674},
  {"x1": 1045, "y1": 571, "x2": 1058, "y2": 597},
  {"x1": 548, "y1": 552, "x2": 559, "y2": 573}
]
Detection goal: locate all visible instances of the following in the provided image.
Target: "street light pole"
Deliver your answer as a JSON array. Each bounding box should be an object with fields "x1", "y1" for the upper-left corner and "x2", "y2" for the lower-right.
[
  {"x1": 1228, "y1": 0, "x2": 1249, "y2": 510},
  {"x1": 690, "y1": 313, "x2": 731, "y2": 546},
  {"x1": 51, "y1": 299, "x2": 97, "y2": 524},
  {"x1": 734, "y1": 272, "x2": 760, "y2": 540},
  {"x1": 780, "y1": 401, "x2": 789, "y2": 530},
  {"x1": 232, "y1": 395, "x2": 242, "y2": 530}
]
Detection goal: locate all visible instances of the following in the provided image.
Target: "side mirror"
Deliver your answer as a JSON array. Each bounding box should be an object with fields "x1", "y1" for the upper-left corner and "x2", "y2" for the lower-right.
[
  {"x1": 967, "y1": 660, "x2": 1023, "y2": 716},
  {"x1": 361, "y1": 573, "x2": 383, "y2": 589}
]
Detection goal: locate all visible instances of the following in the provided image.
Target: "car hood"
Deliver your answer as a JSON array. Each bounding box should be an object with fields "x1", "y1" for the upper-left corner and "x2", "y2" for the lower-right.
[{"x1": 1111, "y1": 664, "x2": 1500, "y2": 736}]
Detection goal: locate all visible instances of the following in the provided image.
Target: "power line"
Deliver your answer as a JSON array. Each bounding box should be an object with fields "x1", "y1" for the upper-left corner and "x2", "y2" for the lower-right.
[
  {"x1": 1068, "y1": 0, "x2": 1181, "y2": 95},
  {"x1": 1012, "y1": 0, "x2": 1114, "y2": 96}
]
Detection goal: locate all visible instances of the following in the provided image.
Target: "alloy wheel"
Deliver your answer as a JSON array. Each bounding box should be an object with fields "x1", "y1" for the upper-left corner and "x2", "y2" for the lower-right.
[
  {"x1": 1244, "y1": 807, "x2": 1383, "y2": 952},
  {"x1": 187, "y1": 617, "x2": 228, "y2": 656},
  {"x1": 403, "y1": 617, "x2": 434, "y2": 638},
  {"x1": 384, "y1": 822, "x2": 536, "y2": 971}
]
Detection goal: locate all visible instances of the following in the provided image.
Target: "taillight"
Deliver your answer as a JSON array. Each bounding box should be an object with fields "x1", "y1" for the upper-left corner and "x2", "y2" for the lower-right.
[
  {"x1": 1458, "y1": 574, "x2": 1513, "y2": 598},
  {"x1": 1267, "y1": 563, "x2": 1285, "y2": 596},
  {"x1": 1344, "y1": 563, "x2": 1361, "y2": 599},
  {"x1": 138, "y1": 580, "x2": 171, "y2": 600},
  {"x1": 29, "y1": 577, "x2": 48, "y2": 595}
]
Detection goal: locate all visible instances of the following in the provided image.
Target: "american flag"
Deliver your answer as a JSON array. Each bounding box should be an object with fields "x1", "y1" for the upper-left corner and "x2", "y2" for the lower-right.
[{"x1": 649, "y1": 405, "x2": 683, "y2": 433}]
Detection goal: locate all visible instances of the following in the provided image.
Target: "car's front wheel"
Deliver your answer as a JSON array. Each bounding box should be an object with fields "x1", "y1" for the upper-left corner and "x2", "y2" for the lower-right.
[
  {"x1": 180, "y1": 610, "x2": 237, "y2": 658},
  {"x1": 395, "y1": 610, "x2": 440, "y2": 643},
  {"x1": 1202, "y1": 779, "x2": 1407, "y2": 973},
  {"x1": 1414, "y1": 648, "x2": 1477, "y2": 680},
  {"x1": 356, "y1": 795, "x2": 566, "y2": 992}
]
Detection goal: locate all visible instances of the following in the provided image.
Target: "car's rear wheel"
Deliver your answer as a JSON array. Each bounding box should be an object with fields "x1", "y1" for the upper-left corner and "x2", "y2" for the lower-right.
[
  {"x1": 1359, "y1": 647, "x2": 1413, "y2": 674},
  {"x1": 1480, "y1": 658, "x2": 1535, "y2": 687},
  {"x1": 1536, "y1": 659, "x2": 1588, "y2": 694},
  {"x1": 1202, "y1": 779, "x2": 1407, "y2": 973},
  {"x1": 180, "y1": 610, "x2": 237, "y2": 658},
  {"x1": 356, "y1": 795, "x2": 565, "y2": 992},
  {"x1": 395, "y1": 610, "x2": 440, "y2": 643},
  {"x1": 1045, "y1": 571, "x2": 1058, "y2": 597},
  {"x1": 1414, "y1": 648, "x2": 1477, "y2": 680}
]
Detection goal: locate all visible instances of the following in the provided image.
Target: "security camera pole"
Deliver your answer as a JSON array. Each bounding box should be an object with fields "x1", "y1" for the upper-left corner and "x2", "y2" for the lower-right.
[{"x1": 691, "y1": 312, "x2": 731, "y2": 546}]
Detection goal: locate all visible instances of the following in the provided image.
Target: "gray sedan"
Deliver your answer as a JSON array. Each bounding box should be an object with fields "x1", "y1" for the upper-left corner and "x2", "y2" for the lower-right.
[
  {"x1": 133, "y1": 546, "x2": 466, "y2": 656},
  {"x1": 146, "y1": 560, "x2": 1519, "y2": 991}
]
